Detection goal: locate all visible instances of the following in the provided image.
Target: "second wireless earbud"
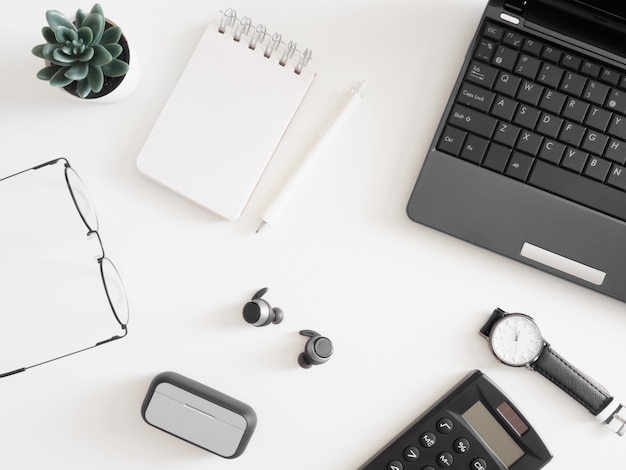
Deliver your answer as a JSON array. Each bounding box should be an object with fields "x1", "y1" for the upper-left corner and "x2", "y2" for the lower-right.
[
  {"x1": 298, "y1": 330, "x2": 333, "y2": 368},
  {"x1": 242, "y1": 287, "x2": 284, "y2": 327}
]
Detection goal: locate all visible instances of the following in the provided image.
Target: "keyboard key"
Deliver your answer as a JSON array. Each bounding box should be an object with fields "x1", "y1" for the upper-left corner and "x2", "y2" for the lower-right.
[
  {"x1": 561, "y1": 147, "x2": 588, "y2": 173},
  {"x1": 438, "y1": 126, "x2": 466, "y2": 156},
  {"x1": 484, "y1": 143, "x2": 511, "y2": 172},
  {"x1": 560, "y1": 72, "x2": 587, "y2": 96},
  {"x1": 562, "y1": 97, "x2": 589, "y2": 123},
  {"x1": 560, "y1": 53, "x2": 581, "y2": 71},
  {"x1": 584, "y1": 156, "x2": 611, "y2": 182},
  {"x1": 536, "y1": 112, "x2": 563, "y2": 138},
  {"x1": 492, "y1": 45, "x2": 519, "y2": 71},
  {"x1": 581, "y1": 130, "x2": 609, "y2": 156},
  {"x1": 539, "y1": 139, "x2": 566, "y2": 164},
  {"x1": 581, "y1": 60, "x2": 601, "y2": 78},
  {"x1": 539, "y1": 89, "x2": 566, "y2": 114},
  {"x1": 605, "y1": 138, "x2": 626, "y2": 164},
  {"x1": 494, "y1": 71, "x2": 522, "y2": 97},
  {"x1": 583, "y1": 80, "x2": 610, "y2": 105},
  {"x1": 541, "y1": 46, "x2": 562, "y2": 63},
  {"x1": 522, "y1": 38, "x2": 543, "y2": 55},
  {"x1": 461, "y1": 134, "x2": 489, "y2": 163},
  {"x1": 513, "y1": 105, "x2": 541, "y2": 129},
  {"x1": 448, "y1": 104, "x2": 498, "y2": 138},
  {"x1": 515, "y1": 55, "x2": 541, "y2": 79},
  {"x1": 474, "y1": 39, "x2": 496, "y2": 62},
  {"x1": 437, "y1": 452, "x2": 454, "y2": 468},
  {"x1": 466, "y1": 60, "x2": 498, "y2": 88},
  {"x1": 559, "y1": 121, "x2": 585, "y2": 146},
  {"x1": 585, "y1": 106, "x2": 612, "y2": 132},
  {"x1": 537, "y1": 64, "x2": 564, "y2": 88},
  {"x1": 503, "y1": 31, "x2": 524, "y2": 49},
  {"x1": 606, "y1": 88, "x2": 626, "y2": 114},
  {"x1": 516, "y1": 130, "x2": 543, "y2": 155},
  {"x1": 494, "y1": 121, "x2": 521, "y2": 147},
  {"x1": 492, "y1": 95, "x2": 518, "y2": 121},
  {"x1": 505, "y1": 151, "x2": 534, "y2": 181},
  {"x1": 517, "y1": 80, "x2": 544, "y2": 106},
  {"x1": 457, "y1": 82, "x2": 496, "y2": 112},
  {"x1": 387, "y1": 460, "x2": 403, "y2": 470},
  {"x1": 607, "y1": 115, "x2": 626, "y2": 140},
  {"x1": 483, "y1": 23, "x2": 504, "y2": 41},
  {"x1": 607, "y1": 164, "x2": 626, "y2": 189},
  {"x1": 600, "y1": 68, "x2": 620, "y2": 86},
  {"x1": 529, "y1": 160, "x2": 626, "y2": 221}
]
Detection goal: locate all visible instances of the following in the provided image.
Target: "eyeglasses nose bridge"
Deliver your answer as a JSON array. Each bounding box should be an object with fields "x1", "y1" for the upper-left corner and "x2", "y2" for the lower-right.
[{"x1": 86, "y1": 229, "x2": 106, "y2": 258}]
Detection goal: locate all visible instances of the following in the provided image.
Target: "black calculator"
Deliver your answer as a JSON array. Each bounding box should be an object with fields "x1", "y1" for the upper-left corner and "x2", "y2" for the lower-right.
[{"x1": 359, "y1": 370, "x2": 551, "y2": 470}]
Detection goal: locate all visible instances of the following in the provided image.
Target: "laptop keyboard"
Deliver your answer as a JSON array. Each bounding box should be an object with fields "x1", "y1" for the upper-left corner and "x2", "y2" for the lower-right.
[{"x1": 438, "y1": 21, "x2": 626, "y2": 221}]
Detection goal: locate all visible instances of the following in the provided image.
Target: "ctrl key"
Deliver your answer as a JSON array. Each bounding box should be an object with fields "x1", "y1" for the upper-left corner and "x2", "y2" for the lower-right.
[{"x1": 437, "y1": 126, "x2": 466, "y2": 156}]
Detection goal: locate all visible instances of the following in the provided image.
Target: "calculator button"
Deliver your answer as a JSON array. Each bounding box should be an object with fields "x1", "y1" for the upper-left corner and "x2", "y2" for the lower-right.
[
  {"x1": 453, "y1": 437, "x2": 470, "y2": 454},
  {"x1": 387, "y1": 460, "x2": 403, "y2": 470},
  {"x1": 437, "y1": 452, "x2": 454, "y2": 468},
  {"x1": 420, "y1": 432, "x2": 437, "y2": 448},
  {"x1": 436, "y1": 418, "x2": 454, "y2": 434},
  {"x1": 403, "y1": 446, "x2": 420, "y2": 462},
  {"x1": 422, "y1": 467, "x2": 436, "y2": 470},
  {"x1": 471, "y1": 458, "x2": 488, "y2": 470}
]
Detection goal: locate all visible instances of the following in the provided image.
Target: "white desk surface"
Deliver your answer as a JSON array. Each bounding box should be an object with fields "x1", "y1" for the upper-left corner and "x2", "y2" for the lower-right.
[{"x1": 2, "y1": 0, "x2": 625, "y2": 468}]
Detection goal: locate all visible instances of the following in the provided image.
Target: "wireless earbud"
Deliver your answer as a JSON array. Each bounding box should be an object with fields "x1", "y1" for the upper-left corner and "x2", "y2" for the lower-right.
[
  {"x1": 242, "y1": 287, "x2": 284, "y2": 327},
  {"x1": 298, "y1": 330, "x2": 333, "y2": 368}
]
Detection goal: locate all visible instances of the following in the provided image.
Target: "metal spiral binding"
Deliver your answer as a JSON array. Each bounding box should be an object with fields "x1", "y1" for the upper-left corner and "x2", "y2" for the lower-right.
[{"x1": 218, "y1": 8, "x2": 313, "y2": 74}]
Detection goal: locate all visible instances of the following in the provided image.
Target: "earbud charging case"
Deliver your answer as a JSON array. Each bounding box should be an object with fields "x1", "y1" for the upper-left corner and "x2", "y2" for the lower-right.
[{"x1": 141, "y1": 371, "x2": 257, "y2": 458}]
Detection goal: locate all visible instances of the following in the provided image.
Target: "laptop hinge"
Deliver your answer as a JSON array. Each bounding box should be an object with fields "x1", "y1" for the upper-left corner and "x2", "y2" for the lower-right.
[{"x1": 504, "y1": 0, "x2": 526, "y2": 14}]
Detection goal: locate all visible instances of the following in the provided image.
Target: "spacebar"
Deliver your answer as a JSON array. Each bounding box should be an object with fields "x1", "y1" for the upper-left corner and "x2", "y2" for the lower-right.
[{"x1": 528, "y1": 160, "x2": 626, "y2": 221}]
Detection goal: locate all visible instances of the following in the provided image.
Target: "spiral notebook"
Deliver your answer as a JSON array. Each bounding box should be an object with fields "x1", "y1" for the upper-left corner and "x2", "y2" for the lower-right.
[{"x1": 137, "y1": 9, "x2": 315, "y2": 220}]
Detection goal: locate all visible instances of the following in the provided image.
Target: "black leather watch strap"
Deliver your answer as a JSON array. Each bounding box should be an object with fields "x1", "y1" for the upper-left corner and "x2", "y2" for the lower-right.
[
  {"x1": 479, "y1": 308, "x2": 506, "y2": 338},
  {"x1": 481, "y1": 308, "x2": 626, "y2": 435},
  {"x1": 532, "y1": 345, "x2": 613, "y2": 416}
]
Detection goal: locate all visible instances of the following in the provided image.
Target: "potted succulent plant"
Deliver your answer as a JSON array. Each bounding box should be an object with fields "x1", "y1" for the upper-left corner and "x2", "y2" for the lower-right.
[{"x1": 32, "y1": 3, "x2": 138, "y2": 102}]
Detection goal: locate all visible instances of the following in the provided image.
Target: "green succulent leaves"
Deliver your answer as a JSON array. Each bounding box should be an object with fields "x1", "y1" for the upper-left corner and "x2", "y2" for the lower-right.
[{"x1": 32, "y1": 3, "x2": 129, "y2": 98}]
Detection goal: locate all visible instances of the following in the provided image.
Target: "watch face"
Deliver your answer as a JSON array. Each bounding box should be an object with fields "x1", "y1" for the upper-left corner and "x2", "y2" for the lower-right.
[{"x1": 490, "y1": 314, "x2": 544, "y2": 366}]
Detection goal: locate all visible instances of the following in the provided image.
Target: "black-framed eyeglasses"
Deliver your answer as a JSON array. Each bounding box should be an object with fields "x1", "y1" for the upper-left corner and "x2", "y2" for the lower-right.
[{"x1": 0, "y1": 158, "x2": 129, "y2": 378}]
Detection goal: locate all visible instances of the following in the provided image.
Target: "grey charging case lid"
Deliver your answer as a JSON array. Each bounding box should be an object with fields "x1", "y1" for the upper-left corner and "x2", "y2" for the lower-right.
[{"x1": 141, "y1": 371, "x2": 257, "y2": 458}]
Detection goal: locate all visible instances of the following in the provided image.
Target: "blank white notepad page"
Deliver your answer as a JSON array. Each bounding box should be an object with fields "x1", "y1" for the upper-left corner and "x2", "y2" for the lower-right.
[{"x1": 137, "y1": 19, "x2": 315, "y2": 220}]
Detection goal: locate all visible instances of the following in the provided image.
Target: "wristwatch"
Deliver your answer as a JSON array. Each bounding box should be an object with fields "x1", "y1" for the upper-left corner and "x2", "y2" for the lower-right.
[{"x1": 480, "y1": 308, "x2": 626, "y2": 436}]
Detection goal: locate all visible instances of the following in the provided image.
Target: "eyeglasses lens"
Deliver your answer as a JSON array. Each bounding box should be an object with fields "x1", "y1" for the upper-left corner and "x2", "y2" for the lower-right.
[
  {"x1": 65, "y1": 167, "x2": 99, "y2": 232},
  {"x1": 100, "y1": 257, "x2": 129, "y2": 326}
]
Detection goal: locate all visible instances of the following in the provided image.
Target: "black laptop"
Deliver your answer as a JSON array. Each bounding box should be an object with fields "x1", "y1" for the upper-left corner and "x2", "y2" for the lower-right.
[{"x1": 407, "y1": 0, "x2": 626, "y2": 302}]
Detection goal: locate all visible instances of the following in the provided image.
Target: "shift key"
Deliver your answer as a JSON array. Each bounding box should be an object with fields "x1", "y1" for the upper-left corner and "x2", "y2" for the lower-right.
[{"x1": 448, "y1": 104, "x2": 497, "y2": 138}]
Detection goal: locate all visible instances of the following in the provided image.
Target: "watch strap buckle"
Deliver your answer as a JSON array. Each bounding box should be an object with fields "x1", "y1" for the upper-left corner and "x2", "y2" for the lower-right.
[{"x1": 599, "y1": 400, "x2": 626, "y2": 436}]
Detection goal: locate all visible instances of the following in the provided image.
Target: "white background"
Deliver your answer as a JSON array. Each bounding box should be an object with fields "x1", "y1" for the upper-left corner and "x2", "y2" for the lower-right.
[{"x1": 1, "y1": 0, "x2": 625, "y2": 468}]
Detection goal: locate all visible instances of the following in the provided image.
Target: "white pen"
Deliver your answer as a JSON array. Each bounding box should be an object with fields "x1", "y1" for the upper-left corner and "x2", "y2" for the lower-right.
[{"x1": 256, "y1": 80, "x2": 368, "y2": 233}]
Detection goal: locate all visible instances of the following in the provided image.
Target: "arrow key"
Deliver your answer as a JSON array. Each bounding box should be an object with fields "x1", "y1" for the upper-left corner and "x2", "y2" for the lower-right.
[
  {"x1": 403, "y1": 446, "x2": 420, "y2": 462},
  {"x1": 387, "y1": 460, "x2": 403, "y2": 470}
]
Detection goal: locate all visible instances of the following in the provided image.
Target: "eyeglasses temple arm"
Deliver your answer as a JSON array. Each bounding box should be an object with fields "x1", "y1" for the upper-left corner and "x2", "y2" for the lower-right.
[
  {"x1": 1, "y1": 326, "x2": 127, "y2": 379},
  {"x1": 0, "y1": 368, "x2": 27, "y2": 378},
  {"x1": 95, "y1": 332, "x2": 127, "y2": 346},
  {"x1": 0, "y1": 158, "x2": 68, "y2": 183}
]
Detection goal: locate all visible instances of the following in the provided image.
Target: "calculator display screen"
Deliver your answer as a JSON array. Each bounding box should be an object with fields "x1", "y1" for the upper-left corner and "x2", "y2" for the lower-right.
[{"x1": 462, "y1": 401, "x2": 524, "y2": 467}]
